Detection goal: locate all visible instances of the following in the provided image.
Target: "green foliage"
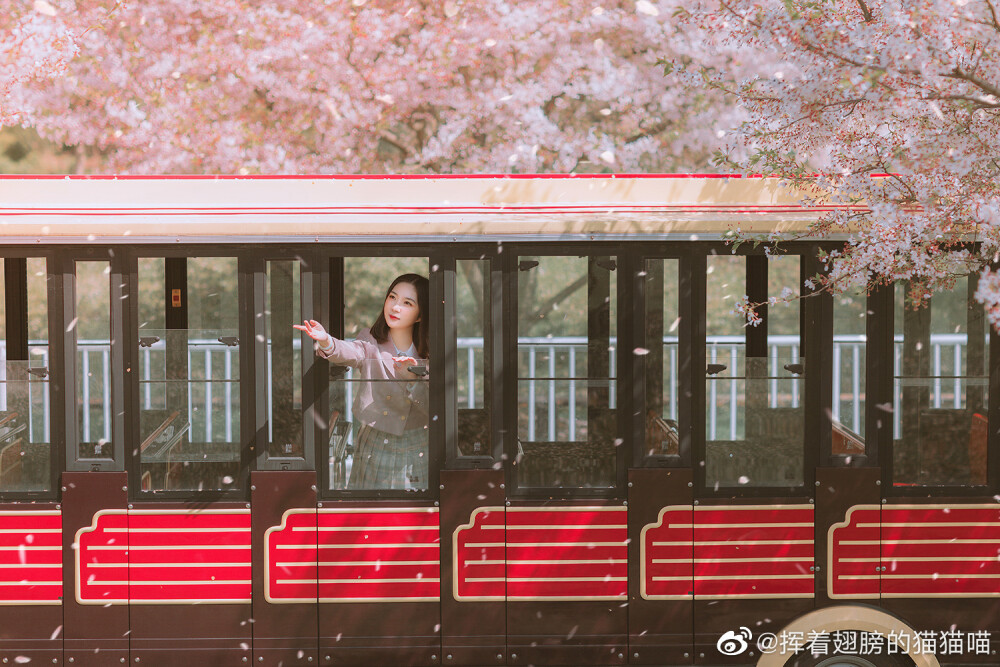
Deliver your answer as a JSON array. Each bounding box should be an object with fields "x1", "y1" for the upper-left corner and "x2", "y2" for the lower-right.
[
  {"x1": 0, "y1": 127, "x2": 88, "y2": 174},
  {"x1": 781, "y1": 0, "x2": 802, "y2": 20}
]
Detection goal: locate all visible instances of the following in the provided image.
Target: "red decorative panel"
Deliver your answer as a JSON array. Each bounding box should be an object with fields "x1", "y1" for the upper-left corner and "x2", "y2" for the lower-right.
[
  {"x1": 889, "y1": 504, "x2": 998, "y2": 598},
  {"x1": 505, "y1": 506, "x2": 627, "y2": 601},
  {"x1": 828, "y1": 504, "x2": 880, "y2": 599},
  {"x1": 0, "y1": 510, "x2": 62, "y2": 605},
  {"x1": 641, "y1": 504, "x2": 814, "y2": 600},
  {"x1": 692, "y1": 504, "x2": 814, "y2": 598},
  {"x1": 75, "y1": 510, "x2": 127, "y2": 605},
  {"x1": 266, "y1": 507, "x2": 440, "y2": 603},
  {"x1": 76, "y1": 509, "x2": 251, "y2": 604},
  {"x1": 452, "y1": 506, "x2": 504, "y2": 601},
  {"x1": 264, "y1": 509, "x2": 315, "y2": 604},
  {"x1": 640, "y1": 505, "x2": 692, "y2": 600},
  {"x1": 881, "y1": 505, "x2": 1000, "y2": 597}
]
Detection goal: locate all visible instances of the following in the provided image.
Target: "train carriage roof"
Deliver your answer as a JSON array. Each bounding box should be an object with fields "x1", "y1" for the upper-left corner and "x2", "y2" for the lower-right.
[{"x1": 0, "y1": 174, "x2": 858, "y2": 243}]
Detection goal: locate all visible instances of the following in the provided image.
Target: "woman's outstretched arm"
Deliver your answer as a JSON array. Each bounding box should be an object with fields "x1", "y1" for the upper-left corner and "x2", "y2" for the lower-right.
[{"x1": 293, "y1": 320, "x2": 369, "y2": 367}]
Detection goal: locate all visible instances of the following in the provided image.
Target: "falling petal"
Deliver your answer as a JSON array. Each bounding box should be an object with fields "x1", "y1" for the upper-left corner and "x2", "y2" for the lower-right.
[
  {"x1": 34, "y1": 1, "x2": 57, "y2": 16},
  {"x1": 636, "y1": 0, "x2": 659, "y2": 16}
]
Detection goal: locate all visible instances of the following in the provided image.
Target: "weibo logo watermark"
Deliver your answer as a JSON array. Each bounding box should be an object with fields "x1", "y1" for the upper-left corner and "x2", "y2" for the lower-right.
[{"x1": 717, "y1": 627, "x2": 752, "y2": 656}]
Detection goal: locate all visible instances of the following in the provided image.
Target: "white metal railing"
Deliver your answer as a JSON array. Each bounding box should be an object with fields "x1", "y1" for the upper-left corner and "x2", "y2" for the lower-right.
[
  {"x1": 138, "y1": 340, "x2": 239, "y2": 443},
  {"x1": 0, "y1": 334, "x2": 983, "y2": 445},
  {"x1": 516, "y1": 336, "x2": 617, "y2": 442}
]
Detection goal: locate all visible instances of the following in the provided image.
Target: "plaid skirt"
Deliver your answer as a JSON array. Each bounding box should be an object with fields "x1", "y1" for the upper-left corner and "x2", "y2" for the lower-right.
[{"x1": 347, "y1": 424, "x2": 428, "y2": 490}]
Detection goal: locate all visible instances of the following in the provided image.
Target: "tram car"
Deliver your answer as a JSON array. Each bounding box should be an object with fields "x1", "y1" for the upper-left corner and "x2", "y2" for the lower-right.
[{"x1": 0, "y1": 174, "x2": 996, "y2": 667}]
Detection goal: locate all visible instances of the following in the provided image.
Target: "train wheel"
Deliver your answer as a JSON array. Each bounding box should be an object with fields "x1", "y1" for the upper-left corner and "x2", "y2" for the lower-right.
[
  {"x1": 757, "y1": 606, "x2": 936, "y2": 667},
  {"x1": 789, "y1": 655, "x2": 914, "y2": 667},
  {"x1": 786, "y1": 632, "x2": 917, "y2": 667}
]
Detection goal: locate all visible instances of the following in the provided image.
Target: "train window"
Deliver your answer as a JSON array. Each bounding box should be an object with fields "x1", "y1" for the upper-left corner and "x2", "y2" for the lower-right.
[
  {"x1": 643, "y1": 258, "x2": 680, "y2": 458},
  {"x1": 455, "y1": 258, "x2": 492, "y2": 460},
  {"x1": 326, "y1": 257, "x2": 430, "y2": 492},
  {"x1": 261, "y1": 260, "x2": 304, "y2": 463},
  {"x1": 136, "y1": 257, "x2": 240, "y2": 492},
  {"x1": 705, "y1": 254, "x2": 804, "y2": 488},
  {"x1": 514, "y1": 255, "x2": 618, "y2": 489},
  {"x1": 0, "y1": 258, "x2": 51, "y2": 492},
  {"x1": 832, "y1": 287, "x2": 867, "y2": 456},
  {"x1": 75, "y1": 260, "x2": 115, "y2": 462},
  {"x1": 893, "y1": 277, "x2": 988, "y2": 486}
]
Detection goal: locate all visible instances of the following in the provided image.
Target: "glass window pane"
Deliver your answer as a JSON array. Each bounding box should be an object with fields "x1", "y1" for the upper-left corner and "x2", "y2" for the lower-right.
[
  {"x1": 516, "y1": 255, "x2": 617, "y2": 488},
  {"x1": 764, "y1": 254, "x2": 804, "y2": 420},
  {"x1": 76, "y1": 261, "x2": 112, "y2": 460},
  {"x1": 328, "y1": 257, "x2": 429, "y2": 491},
  {"x1": 0, "y1": 259, "x2": 5, "y2": 343},
  {"x1": 0, "y1": 258, "x2": 51, "y2": 492},
  {"x1": 137, "y1": 257, "x2": 240, "y2": 492},
  {"x1": 705, "y1": 254, "x2": 803, "y2": 488},
  {"x1": 456, "y1": 259, "x2": 490, "y2": 458},
  {"x1": 832, "y1": 287, "x2": 866, "y2": 455},
  {"x1": 705, "y1": 255, "x2": 746, "y2": 452},
  {"x1": 265, "y1": 260, "x2": 302, "y2": 459},
  {"x1": 644, "y1": 259, "x2": 680, "y2": 457},
  {"x1": 893, "y1": 278, "x2": 988, "y2": 485}
]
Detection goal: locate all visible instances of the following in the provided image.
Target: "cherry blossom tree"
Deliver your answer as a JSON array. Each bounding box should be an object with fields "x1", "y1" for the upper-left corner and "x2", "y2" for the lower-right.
[
  {"x1": 11, "y1": 0, "x2": 999, "y2": 325},
  {"x1": 1, "y1": 1, "x2": 80, "y2": 128},
  {"x1": 6, "y1": 0, "x2": 733, "y2": 174},
  {"x1": 667, "y1": 0, "x2": 1000, "y2": 322}
]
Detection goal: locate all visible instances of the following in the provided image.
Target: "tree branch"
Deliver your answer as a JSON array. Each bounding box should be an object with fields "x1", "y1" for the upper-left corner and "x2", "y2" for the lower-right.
[
  {"x1": 987, "y1": 0, "x2": 1000, "y2": 33},
  {"x1": 525, "y1": 275, "x2": 587, "y2": 329},
  {"x1": 931, "y1": 93, "x2": 1000, "y2": 108},
  {"x1": 944, "y1": 66, "x2": 1000, "y2": 100},
  {"x1": 856, "y1": 0, "x2": 874, "y2": 23}
]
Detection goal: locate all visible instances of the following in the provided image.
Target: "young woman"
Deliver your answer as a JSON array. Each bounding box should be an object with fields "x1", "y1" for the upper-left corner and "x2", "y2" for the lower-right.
[{"x1": 295, "y1": 274, "x2": 429, "y2": 490}]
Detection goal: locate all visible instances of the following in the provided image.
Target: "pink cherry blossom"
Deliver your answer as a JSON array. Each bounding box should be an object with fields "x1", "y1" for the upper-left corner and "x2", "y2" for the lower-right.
[
  {"x1": 1, "y1": 1, "x2": 80, "y2": 127},
  {"x1": 669, "y1": 0, "x2": 1000, "y2": 312},
  {"x1": 6, "y1": 0, "x2": 730, "y2": 174}
]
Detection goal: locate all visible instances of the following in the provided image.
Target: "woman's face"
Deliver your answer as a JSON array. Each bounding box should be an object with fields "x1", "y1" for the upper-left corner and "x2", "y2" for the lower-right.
[{"x1": 383, "y1": 281, "x2": 421, "y2": 331}]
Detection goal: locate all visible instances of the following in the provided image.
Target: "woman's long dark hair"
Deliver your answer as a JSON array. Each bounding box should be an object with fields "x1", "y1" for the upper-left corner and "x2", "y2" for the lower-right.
[{"x1": 370, "y1": 273, "x2": 429, "y2": 359}]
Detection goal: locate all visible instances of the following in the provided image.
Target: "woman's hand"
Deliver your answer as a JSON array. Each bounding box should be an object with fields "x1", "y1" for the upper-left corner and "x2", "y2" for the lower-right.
[
  {"x1": 392, "y1": 355, "x2": 423, "y2": 379},
  {"x1": 294, "y1": 320, "x2": 332, "y2": 350}
]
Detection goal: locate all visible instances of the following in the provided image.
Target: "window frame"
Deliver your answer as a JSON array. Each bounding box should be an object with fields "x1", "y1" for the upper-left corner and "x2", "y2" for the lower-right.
[
  {"x1": 880, "y1": 258, "x2": 1000, "y2": 496},
  {"x1": 122, "y1": 246, "x2": 250, "y2": 500},
  {"x1": 0, "y1": 247, "x2": 61, "y2": 500},
  {"x1": 252, "y1": 248, "x2": 319, "y2": 472},
  {"x1": 64, "y1": 248, "x2": 128, "y2": 473},
  {"x1": 504, "y1": 243, "x2": 632, "y2": 499},
  {"x1": 316, "y1": 244, "x2": 443, "y2": 501},
  {"x1": 632, "y1": 250, "x2": 691, "y2": 469},
  {"x1": 442, "y1": 248, "x2": 504, "y2": 469},
  {"x1": 692, "y1": 242, "x2": 821, "y2": 499}
]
